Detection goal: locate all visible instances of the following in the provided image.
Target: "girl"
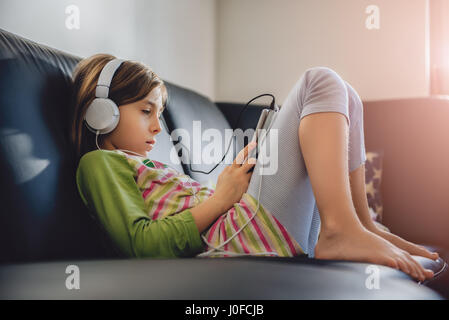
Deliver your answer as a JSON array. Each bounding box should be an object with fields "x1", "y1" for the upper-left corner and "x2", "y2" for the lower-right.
[{"x1": 71, "y1": 53, "x2": 438, "y2": 282}]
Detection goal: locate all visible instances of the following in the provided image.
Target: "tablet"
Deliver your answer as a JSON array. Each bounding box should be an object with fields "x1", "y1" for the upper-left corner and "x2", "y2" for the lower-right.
[{"x1": 245, "y1": 107, "x2": 279, "y2": 170}]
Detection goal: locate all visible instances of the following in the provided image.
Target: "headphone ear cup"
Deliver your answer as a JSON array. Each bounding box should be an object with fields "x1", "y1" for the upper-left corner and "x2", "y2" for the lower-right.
[{"x1": 84, "y1": 98, "x2": 120, "y2": 135}]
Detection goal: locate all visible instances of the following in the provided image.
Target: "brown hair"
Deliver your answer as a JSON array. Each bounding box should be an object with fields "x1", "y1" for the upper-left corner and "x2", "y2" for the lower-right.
[{"x1": 69, "y1": 53, "x2": 168, "y2": 164}]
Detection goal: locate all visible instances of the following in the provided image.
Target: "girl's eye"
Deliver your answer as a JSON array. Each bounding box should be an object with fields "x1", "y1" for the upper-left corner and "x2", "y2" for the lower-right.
[{"x1": 142, "y1": 109, "x2": 162, "y2": 119}]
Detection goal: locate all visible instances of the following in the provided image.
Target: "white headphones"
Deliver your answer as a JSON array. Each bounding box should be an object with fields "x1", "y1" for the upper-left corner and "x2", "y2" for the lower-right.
[{"x1": 84, "y1": 58, "x2": 124, "y2": 135}]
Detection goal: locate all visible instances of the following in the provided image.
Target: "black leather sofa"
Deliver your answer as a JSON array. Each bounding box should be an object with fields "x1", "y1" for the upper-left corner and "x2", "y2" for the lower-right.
[{"x1": 0, "y1": 28, "x2": 447, "y2": 299}]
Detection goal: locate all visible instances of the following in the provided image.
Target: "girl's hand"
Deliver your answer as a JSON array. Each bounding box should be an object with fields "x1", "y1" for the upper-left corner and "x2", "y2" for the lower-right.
[
  {"x1": 211, "y1": 142, "x2": 257, "y2": 212},
  {"x1": 370, "y1": 224, "x2": 439, "y2": 261}
]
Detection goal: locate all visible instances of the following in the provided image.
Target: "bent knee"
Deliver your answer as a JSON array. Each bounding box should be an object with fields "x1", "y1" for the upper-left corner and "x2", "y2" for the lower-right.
[
  {"x1": 303, "y1": 66, "x2": 347, "y2": 93},
  {"x1": 304, "y1": 66, "x2": 343, "y2": 81},
  {"x1": 344, "y1": 80, "x2": 364, "y2": 121},
  {"x1": 305, "y1": 66, "x2": 340, "y2": 77}
]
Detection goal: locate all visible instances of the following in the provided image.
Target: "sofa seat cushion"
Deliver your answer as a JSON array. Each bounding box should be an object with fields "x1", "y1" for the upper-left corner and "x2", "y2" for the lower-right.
[{"x1": 0, "y1": 257, "x2": 444, "y2": 299}]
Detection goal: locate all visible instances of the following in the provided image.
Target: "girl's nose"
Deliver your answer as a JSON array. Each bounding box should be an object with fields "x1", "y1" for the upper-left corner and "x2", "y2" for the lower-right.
[{"x1": 151, "y1": 117, "x2": 162, "y2": 134}]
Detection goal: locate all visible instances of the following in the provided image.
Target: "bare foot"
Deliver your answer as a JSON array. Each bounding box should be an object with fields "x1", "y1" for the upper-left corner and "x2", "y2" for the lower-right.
[
  {"x1": 371, "y1": 227, "x2": 439, "y2": 261},
  {"x1": 314, "y1": 224, "x2": 434, "y2": 282}
]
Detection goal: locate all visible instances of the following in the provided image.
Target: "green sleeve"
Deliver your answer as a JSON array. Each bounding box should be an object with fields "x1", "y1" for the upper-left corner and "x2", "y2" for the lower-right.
[{"x1": 76, "y1": 150, "x2": 204, "y2": 258}]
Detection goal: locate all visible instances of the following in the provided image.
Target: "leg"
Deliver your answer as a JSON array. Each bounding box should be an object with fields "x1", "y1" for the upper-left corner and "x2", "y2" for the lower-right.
[
  {"x1": 245, "y1": 67, "x2": 432, "y2": 281},
  {"x1": 245, "y1": 67, "x2": 366, "y2": 256},
  {"x1": 298, "y1": 68, "x2": 433, "y2": 281},
  {"x1": 345, "y1": 81, "x2": 438, "y2": 262},
  {"x1": 345, "y1": 79, "x2": 380, "y2": 229},
  {"x1": 299, "y1": 112, "x2": 361, "y2": 231},
  {"x1": 297, "y1": 68, "x2": 366, "y2": 234},
  {"x1": 349, "y1": 164, "x2": 375, "y2": 228}
]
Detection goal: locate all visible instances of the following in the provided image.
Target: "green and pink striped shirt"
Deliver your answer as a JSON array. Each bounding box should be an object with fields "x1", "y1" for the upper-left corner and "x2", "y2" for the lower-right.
[{"x1": 76, "y1": 149, "x2": 304, "y2": 258}]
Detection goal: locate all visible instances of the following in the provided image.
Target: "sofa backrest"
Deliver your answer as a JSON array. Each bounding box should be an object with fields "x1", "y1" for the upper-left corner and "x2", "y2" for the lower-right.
[
  {"x1": 162, "y1": 82, "x2": 237, "y2": 184},
  {"x1": 0, "y1": 29, "x2": 116, "y2": 262},
  {"x1": 0, "y1": 28, "x2": 240, "y2": 263}
]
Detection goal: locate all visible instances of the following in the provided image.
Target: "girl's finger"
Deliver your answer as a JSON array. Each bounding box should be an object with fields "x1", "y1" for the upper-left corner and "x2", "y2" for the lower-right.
[
  {"x1": 233, "y1": 142, "x2": 256, "y2": 167},
  {"x1": 242, "y1": 145, "x2": 257, "y2": 165},
  {"x1": 233, "y1": 144, "x2": 249, "y2": 166},
  {"x1": 241, "y1": 157, "x2": 257, "y2": 172}
]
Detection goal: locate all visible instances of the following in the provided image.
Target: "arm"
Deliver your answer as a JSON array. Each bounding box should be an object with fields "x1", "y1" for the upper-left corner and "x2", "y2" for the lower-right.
[
  {"x1": 190, "y1": 194, "x2": 227, "y2": 233},
  {"x1": 76, "y1": 151, "x2": 205, "y2": 258}
]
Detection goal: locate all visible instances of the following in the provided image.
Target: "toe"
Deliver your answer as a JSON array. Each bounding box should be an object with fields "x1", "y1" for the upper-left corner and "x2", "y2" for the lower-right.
[{"x1": 425, "y1": 269, "x2": 435, "y2": 279}]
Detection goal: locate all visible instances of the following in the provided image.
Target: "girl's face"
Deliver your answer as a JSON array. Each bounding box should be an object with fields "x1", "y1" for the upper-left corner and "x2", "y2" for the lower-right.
[{"x1": 100, "y1": 86, "x2": 165, "y2": 156}]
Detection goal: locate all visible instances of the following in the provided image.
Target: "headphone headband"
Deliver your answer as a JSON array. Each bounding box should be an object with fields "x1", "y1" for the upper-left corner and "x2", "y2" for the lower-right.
[
  {"x1": 84, "y1": 58, "x2": 124, "y2": 135},
  {"x1": 95, "y1": 59, "x2": 125, "y2": 98}
]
